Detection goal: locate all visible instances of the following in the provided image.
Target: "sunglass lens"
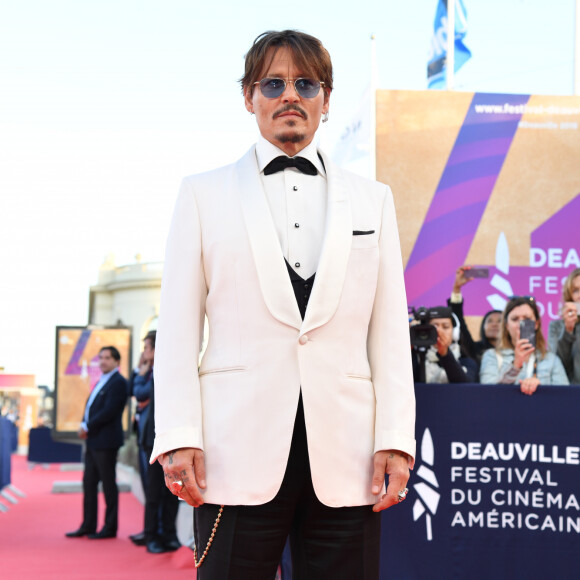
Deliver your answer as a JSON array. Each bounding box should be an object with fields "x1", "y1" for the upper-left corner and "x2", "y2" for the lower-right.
[
  {"x1": 258, "y1": 78, "x2": 321, "y2": 99},
  {"x1": 295, "y1": 78, "x2": 320, "y2": 98},
  {"x1": 260, "y1": 78, "x2": 285, "y2": 98}
]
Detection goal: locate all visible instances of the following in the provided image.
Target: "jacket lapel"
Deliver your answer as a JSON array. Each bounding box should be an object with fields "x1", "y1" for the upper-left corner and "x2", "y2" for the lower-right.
[
  {"x1": 237, "y1": 147, "x2": 302, "y2": 330},
  {"x1": 301, "y1": 152, "x2": 352, "y2": 336}
]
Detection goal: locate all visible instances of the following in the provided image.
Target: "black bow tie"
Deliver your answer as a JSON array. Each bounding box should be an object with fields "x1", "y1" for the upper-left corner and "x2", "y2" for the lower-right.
[{"x1": 263, "y1": 156, "x2": 318, "y2": 176}]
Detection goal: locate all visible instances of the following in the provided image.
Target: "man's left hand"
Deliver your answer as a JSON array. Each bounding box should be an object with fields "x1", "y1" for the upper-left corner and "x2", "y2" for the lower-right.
[{"x1": 371, "y1": 450, "x2": 410, "y2": 512}]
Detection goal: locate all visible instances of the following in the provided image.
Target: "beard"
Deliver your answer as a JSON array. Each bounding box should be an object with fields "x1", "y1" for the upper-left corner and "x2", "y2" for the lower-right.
[
  {"x1": 272, "y1": 104, "x2": 309, "y2": 143},
  {"x1": 274, "y1": 130, "x2": 306, "y2": 144}
]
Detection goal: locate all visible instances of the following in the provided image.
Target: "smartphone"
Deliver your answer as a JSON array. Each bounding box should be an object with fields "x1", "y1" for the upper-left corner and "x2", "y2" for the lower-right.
[
  {"x1": 519, "y1": 319, "x2": 536, "y2": 348},
  {"x1": 467, "y1": 267, "x2": 489, "y2": 279}
]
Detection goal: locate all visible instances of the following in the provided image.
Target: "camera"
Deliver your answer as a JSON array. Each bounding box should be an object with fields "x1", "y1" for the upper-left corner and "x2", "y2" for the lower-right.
[{"x1": 409, "y1": 306, "x2": 438, "y2": 350}]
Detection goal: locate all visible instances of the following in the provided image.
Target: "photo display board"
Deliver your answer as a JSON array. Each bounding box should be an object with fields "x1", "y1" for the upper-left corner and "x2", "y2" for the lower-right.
[{"x1": 54, "y1": 326, "x2": 131, "y2": 436}]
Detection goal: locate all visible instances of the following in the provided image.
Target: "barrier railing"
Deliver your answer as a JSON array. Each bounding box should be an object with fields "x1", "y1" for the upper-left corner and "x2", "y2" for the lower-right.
[{"x1": 381, "y1": 383, "x2": 580, "y2": 580}]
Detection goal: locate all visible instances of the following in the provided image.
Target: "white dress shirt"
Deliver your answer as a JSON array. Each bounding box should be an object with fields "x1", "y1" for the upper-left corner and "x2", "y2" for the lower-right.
[
  {"x1": 255, "y1": 136, "x2": 327, "y2": 279},
  {"x1": 81, "y1": 368, "x2": 118, "y2": 431}
]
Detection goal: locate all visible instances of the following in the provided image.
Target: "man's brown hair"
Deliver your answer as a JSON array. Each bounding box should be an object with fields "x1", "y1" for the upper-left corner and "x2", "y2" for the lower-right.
[
  {"x1": 240, "y1": 30, "x2": 333, "y2": 94},
  {"x1": 144, "y1": 330, "x2": 156, "y2": 350}
]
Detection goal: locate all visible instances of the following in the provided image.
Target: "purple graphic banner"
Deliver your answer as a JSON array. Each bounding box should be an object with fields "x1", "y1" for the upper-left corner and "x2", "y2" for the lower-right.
[
  {"x1": 462, "y1": 193, "x2": 580, "y2": 331},
  {"x1": 405, "y1": 92, "x2": 531, "y2": 308}
]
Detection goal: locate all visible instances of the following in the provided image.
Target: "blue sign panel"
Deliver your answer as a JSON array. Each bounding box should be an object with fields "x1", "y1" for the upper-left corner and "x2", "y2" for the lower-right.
[{"x1": 381, "y1": 384, "x2": 580, "y2": 579}]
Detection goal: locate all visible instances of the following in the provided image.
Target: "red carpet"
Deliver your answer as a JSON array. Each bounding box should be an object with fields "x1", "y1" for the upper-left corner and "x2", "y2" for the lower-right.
[{"x1": 0, "y1": 455, "x2": 196, "y2": 580}]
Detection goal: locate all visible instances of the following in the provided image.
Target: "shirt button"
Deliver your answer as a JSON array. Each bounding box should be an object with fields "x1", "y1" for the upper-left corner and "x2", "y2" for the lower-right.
[
  {"x1": 295, "y1": 262, "x2": 300, "y2": 268},
  {"x1": 293, "y1": 186, "x2": 298, "y2": 191},
  {"x1": 304, "y1": 283, "x2": 309, "y2": 289},
  {"x1": 299, "y1": 335, "x2": 309, "y2": 345},
  {"x1": 294, "y1": 223, "x2": 300, "y2": 228}
]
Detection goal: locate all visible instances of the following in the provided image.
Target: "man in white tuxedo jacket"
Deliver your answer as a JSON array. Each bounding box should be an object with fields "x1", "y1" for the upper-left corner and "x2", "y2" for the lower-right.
[{"x1": 152, "y1": 30, "x2": 416, "y2": 579}]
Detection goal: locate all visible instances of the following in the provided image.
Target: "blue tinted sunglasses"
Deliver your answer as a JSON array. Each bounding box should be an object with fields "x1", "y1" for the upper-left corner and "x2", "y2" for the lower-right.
[{"x1": 254, "y1": 77, "x2": 325, "y2": 99}]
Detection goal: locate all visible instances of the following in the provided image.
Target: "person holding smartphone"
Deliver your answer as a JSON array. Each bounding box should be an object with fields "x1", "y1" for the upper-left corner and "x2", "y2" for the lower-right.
[
  {"x1": 448, "y1": 265, "x2": 501, "y2": 363},
  {"x1": 480, "y1": 296, "x2": 569, "y2": 394},
  {"x1": 548, "y1": 268, "x2": 580, "y2": 384}
]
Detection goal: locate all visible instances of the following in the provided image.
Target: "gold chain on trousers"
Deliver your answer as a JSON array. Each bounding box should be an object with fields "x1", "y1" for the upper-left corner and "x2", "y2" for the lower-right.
[{"x1": 194, "y1": 505, "x2": 224, "y2": 568}]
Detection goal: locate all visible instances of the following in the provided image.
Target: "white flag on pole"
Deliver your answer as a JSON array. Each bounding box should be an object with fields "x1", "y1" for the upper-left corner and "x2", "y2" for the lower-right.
[{"x1": 332, "y1": 84, "x2": 372, "y2": 169}]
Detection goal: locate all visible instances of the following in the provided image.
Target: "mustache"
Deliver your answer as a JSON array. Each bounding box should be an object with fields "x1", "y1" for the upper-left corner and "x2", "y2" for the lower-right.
[{"x1": 273, "y1": 104, "x2": 308, "y2": 120}]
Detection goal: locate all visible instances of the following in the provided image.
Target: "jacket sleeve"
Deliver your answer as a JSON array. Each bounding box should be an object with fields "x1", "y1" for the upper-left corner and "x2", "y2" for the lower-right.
[
  {"x1": 549, "y1": 353, "x2": 571, "y2": 386},
  {"x1": 447, "y1": 298, "x2": 478, "y2": 360},
  {"x1": 548, "y1": 319, "x2": 575, "y2": 381},
  {"x1": 479, "y1": 349, "x2": 500, "y2": 384},
  {"x1": 436, "y1": 351, "x2": 471, "y2": 383},
  {"x1": 150, "y1": 177, "x2": 207, "y2": 463},
  {"x1": 367, "y1": 187, "x2": 416, "y2": 467},
  {"x1": 133, "y1": 373, "x2": 153, "y2": 402}
]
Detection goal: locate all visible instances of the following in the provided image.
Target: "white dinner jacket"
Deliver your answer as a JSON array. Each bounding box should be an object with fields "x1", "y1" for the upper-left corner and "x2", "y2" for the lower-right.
[{"x1": 152, "y1": 145, "x2": 416, "y2": 507}]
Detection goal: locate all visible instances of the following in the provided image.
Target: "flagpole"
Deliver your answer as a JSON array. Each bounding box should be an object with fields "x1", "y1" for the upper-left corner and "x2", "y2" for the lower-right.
[
  {"x1": 575, "y1": 0, "x2": 580, "y2": 94},
  {"x1": 370, "y1": 34, "x2": 377, "y2": 180},
  {"x1": 446, "y1": 0, "x2": 455, "y2": 90}
]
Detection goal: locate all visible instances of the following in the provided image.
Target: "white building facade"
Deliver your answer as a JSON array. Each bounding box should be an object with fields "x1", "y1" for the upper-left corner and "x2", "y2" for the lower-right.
[{"x1": 89, "y1": 255, "x2": 162, "y2": 367}]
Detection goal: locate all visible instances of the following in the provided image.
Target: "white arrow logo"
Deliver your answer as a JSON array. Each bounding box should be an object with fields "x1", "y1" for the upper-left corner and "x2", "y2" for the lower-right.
[
  {"x1": 412, "y1": 428, "x2": 440, "y2": 541},
  {"x1": 486, "y1": 232, "x2": 513, "y2": 311}
]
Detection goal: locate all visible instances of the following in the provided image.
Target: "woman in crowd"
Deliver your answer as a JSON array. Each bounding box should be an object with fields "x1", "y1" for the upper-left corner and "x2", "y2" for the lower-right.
[
  {"x1": 412, "y1": 306, "x2": 478, "y2": 383},
  {"x1": 472, "y1": 310, "x2": 502, "y2": 357},
  {"x1": 448, "y1": 266, "x2": 502, "y2": 362},
  {"x1": 480, "y1": 296, "x2": 569, "y2": 394},
  {"x1": 548, "y1": 268, "x2": 580, "y2": 384}
]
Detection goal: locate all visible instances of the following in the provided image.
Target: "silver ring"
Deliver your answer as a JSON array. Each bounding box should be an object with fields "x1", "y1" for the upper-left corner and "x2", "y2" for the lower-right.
[
  {"x1": 172, "y1": 480, "x2": 184, "y2": 491},
  {"x1": 397, "y1": 487, "x2": 409, "y2": 502}
]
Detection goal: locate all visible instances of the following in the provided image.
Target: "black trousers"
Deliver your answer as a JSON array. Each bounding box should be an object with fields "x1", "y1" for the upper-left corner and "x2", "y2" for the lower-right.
[
  {"x1": 143, "y1": 447, "x2": 180, "y2": 541},
  {"x1": 82, "y1": 446, "x2": 119, "y2": 533},
  {"x1": 194, "y1": 396, "x2": 381, "y2": 580}
]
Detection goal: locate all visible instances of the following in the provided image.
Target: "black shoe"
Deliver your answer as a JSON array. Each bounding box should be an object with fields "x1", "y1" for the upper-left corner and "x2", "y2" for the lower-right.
[
  {"x1": 129, "y1": 531, "x2": 146, "y2": 546},
  {"x1": 146, "y1": 539, "x2": 168, "y2": 554},
  {"x1": 88, "y1": 529, "x2": 117, "y2": 539},
  {"x1": 163, "y1": 537, "x2": 181, "y2": 551},
  {"x1": 65, "y1": 528, "x2": 93, "y2": 538}
]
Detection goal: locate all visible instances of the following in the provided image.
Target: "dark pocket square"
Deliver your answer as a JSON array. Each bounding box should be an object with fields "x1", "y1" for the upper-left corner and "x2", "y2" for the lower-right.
[{"x1": 353, "y1": 230, "x2": 375, "y2": 236}]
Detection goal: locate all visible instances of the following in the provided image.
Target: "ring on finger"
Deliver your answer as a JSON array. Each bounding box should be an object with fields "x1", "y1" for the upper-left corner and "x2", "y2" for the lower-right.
[
  {"x1": 397, "y1": 488, "x2": 409, "y2": 502},
  {"x1": 171, "y1": 480, "x2": 184, "y2": 492}
]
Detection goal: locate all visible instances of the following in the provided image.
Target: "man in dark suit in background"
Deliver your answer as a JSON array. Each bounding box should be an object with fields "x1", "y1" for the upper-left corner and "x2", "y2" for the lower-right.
[
  {"x1": 66, "y1": 346, "x2": 128, "y2": 540},
  {"x1": 133, "y1": 331, "x2": 181, "y2": 554}
]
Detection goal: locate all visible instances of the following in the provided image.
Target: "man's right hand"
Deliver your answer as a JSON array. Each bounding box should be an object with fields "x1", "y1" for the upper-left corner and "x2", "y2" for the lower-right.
[{"x1": 158, "y1": 447, "x2": 206, "y2": 507}]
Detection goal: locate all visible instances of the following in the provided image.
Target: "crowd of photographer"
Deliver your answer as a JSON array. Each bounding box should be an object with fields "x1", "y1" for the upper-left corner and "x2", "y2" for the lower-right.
[{"x1": 409, "y1": 267, "x2": 580, "y2": 393}]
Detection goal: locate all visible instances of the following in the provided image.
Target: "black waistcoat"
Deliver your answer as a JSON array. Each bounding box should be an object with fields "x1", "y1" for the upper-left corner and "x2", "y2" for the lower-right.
[{"x1": 285, "y1": 260, "x2": 315, "y2": 320}]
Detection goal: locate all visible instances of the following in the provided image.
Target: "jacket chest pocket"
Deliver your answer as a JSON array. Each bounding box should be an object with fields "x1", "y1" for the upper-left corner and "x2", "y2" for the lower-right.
[{"x1": 351, "y1": 233, "x2": 377, "y2": 251}]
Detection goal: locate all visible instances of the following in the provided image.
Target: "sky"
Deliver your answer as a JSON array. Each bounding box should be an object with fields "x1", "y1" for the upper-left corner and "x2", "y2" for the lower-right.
[{"x1": 0, "y1": 0, "x2": 577, "y2": 387}]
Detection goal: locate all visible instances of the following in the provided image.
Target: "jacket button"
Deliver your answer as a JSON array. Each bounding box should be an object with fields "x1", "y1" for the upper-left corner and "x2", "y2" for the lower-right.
[{"x1": 299, "y1": 335, "x2": 309, "y2": 345}]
